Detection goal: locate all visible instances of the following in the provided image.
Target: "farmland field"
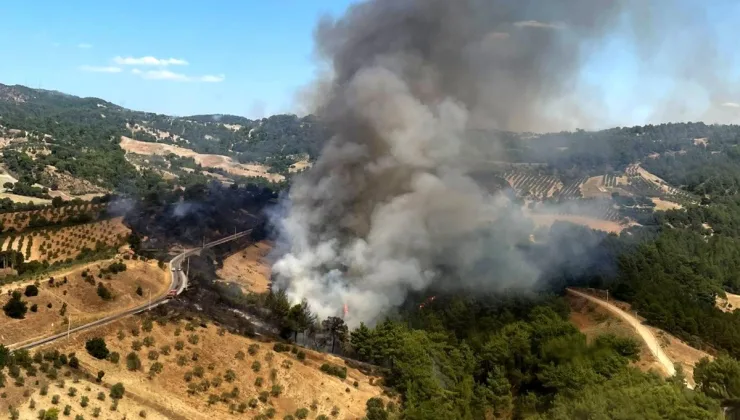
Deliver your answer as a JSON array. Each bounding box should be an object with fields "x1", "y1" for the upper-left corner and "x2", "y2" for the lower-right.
[
  {"x1": 504, "y1": 170, "x2": 562, "y2": 199},
  {"x1": 0, "y1": 217, "x2": 130, "y2": 263},
  {"x1": 0, "y1": 202, "x2": 108, "y2": 233}
]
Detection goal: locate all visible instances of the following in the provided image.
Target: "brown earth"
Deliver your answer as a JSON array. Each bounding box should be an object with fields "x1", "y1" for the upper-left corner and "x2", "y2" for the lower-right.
[
  {"x1": 120, "y1": 137, "x2": 284, "y2": 182},
  {"x1": 716, "y1": 292, "x2": 740, "y2": 313},
  {"x1": 0, "y1": 258, "x2": 168, "y2": 346},
  {"x1": 217, "y1": 241, "x2": 272, "y2": 294},
  {"x1": 651, "y1": 197, "x2": 683, "y2": 211},
  {"x1": 580, "y1": 175, "x2": 610, "y2": 199},
  {"x1": 528, "y1": 213, "x2": 631, "y2": 234},
  {"x1": 29, "y1": 315, "x2": 388, "y2": 420}
]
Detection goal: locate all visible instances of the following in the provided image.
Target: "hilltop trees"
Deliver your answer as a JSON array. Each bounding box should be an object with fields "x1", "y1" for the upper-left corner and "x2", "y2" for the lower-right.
[{"x1": 3, "y1": 291, "x2": 27, "y2": 319}]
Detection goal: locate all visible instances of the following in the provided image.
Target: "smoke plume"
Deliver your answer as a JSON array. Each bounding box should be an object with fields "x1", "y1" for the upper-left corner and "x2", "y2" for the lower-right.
[{"x1": 271, "y1": 0, "x2": 730, "y2": 326}]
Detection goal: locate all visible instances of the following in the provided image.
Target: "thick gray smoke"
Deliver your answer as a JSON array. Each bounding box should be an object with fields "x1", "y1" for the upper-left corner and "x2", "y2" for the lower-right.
[{"x1": 271, "y1": 0, "x2": 731, "y2": 326}]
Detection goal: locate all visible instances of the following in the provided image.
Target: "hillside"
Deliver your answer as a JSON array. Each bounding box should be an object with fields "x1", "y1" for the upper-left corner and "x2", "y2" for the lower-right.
[{"x1": 0, "y1": 83, "x2": 323, "y2": 198}]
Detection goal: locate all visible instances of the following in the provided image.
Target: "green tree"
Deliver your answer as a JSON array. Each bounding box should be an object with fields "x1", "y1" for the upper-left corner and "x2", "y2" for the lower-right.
[
  {"x1": 85, "y1": 338, "x2": 109, "y2": 359},
  {"x1": 321, "y1": 317, "x2": 348, "y2": 354},
  {"x1": 3, "y1": 291, "x2": 27, "y2": 319}
]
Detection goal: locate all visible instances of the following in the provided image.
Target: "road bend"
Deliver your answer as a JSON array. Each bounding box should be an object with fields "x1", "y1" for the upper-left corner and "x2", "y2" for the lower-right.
[{"x1": 7, "y1": 230, "x2": 252, "y2": 351}]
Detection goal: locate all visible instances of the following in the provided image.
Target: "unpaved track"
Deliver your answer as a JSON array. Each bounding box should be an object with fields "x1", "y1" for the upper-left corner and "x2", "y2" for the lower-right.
[{"x1": 567, "y1": 288, "x2": 678, "y2": 378}]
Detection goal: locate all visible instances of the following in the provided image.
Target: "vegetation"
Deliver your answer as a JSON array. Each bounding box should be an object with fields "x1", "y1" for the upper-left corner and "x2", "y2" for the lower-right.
[{"x1": 85, "y1": 338, "x2": 109, "y2": 360}]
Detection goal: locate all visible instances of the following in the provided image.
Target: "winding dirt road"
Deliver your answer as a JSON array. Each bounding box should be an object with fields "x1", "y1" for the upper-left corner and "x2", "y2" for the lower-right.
[{"x1": 567, "y1": 288, "x2": 678, "y2": 378}]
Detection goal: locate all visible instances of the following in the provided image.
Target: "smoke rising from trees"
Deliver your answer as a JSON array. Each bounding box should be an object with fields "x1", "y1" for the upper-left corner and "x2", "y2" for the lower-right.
[{"x1": 271, "y1": 0, "x2": 733, "y2": 326}]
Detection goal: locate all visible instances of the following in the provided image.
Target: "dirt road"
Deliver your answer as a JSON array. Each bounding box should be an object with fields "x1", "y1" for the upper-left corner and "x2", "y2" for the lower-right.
[{"x1": 567, "y1": 288, "x2": 677, "y2": 378}]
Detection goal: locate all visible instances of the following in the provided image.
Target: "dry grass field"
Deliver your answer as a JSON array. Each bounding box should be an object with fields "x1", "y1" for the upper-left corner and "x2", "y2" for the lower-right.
[
  {"x1": 0, "y1": 258, "x2": 168, "y2": 346},
  {"x1": 528, "y1": 213, "x2": 630, "y2": 234},
  {"x1": 217, "y1": 241, "x2": 272, "y2": 294},
  {"x1": 5, "y1": 315, "x2": 389, "y2": 419}
]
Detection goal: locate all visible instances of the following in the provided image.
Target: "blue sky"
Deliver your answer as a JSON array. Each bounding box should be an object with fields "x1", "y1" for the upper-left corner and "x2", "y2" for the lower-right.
[
  {"x1": 1, "y1": 0, "x2": 739, "y2": 127},
  {"x1": 0, "y1": 0, "x2": 354, "y2": 117}
]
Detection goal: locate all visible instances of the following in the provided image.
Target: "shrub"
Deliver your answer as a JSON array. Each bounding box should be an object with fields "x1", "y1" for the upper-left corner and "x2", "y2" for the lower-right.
[
  {"x1": 92, "y1": 407, "x2": 100, "y2": 418},
  {"x1": 126, "y1": 352, "x2": 141, "y2": 371},
  {"x1": 255, "y1": 377, "x2": 264, "y2": 387},
  {"x1": 116, "y1": 330, "x2": 125, "y2": 341},
  {"x1": 80, "y1": 396, "x2": 89, "y2": 407},
  {"x1": 248, "y1": 344, "x2": 259, "y2": 355},
  {"x1": 248, "y1": 398, "x2": 259, "y2": 408},
  {"x1": 110, "y1": 383, "x2": 125, "y2": 399},
  {"x1": 68, "y1": 356, "x2": 79, "y2": 369},
  {"x1": 131, "y1": 340, "x2": 142, "y2": 351},
  {"x1": 316, "y1": 416, "x2": 329, "y2": 420},
  {"x1": 176, "y1": 355, "x2": 187, "y2": 366},
  {"x1": 235, "y1": 351, "x2": 245, "y2": 360},
  {"x1": 85, "y1": 338, "x2": 109, "y2": 360},
  {"x1": 63, "y1": 405, "x2": 71, "y2": 416},
  {"x1": 258, "y1": 391, "x2": 269, "y2": 403},
  {"x1": 3, "y1": 291, "x2": 27, "y2": 319},
  {"x1": 193, "y1": 366, "x2": 204, "y2": 378},
  {"x1": 331, "y1": 406, "x2": 340, "y2": 417},
  {"x1": 24, "y1": 284, "x2": 39, "y2": 297},
  {"x1": 130, "y1": 326, "x2": 140, "y2": 337},
  {"x1": 160, "y1": 345, "x2": 171, "y2": 356},
  {"x1": 281, "y1": 360, "x2": 293, "y2": 369},
  {"x1": 353, "y1": 381, "x2": 359, "y2": 388},
  {"x1": 110, "y1": 399, "x2": 118, "y2": 411},
  {"x1": 147, "y1": 350, "x2": 159, "y2": 361},
  {"x1": 295, "y1": 408, "x2": 310, "y2": 419},
  {"x1": 142, "y1": 336, "x2": 155, "y2": 347},
  {"x1": 187, "y1": 334, "x2": 199, "y2": 345},
  {"x1": 296, "y1": 351, "x2": 306, "y2": 361},
  {"x1": 224, "y1": 369, "x2": 236, "y2": 383},
  {"x1": 272, "y1": 343, "x2": 288, "y2": 353},
  {"x1": 211, "y1": 376, "x2": 222, "y2": 388},
  {"x1": 270, "y1": 384, "x2": 283, "y2": 397},
  {"x1": 96, "y1": 370, "x2": 104, "y2": 382},
  {"x1": 139, "y1": 410, "x2": 146, "y2": 418},
  {"x1": 30, "y1": 304, "x2": 38, "y2": 312},
  {"x1": 51, "y1": 394, "x2": 60, "y2": 404},
  {"x1": 174, "y1": 341, "x2": 184, "y2": 351},
  {"x1": 96, "y1": 283, "x2": 112, "y2": 300},
  {"x1": 319, "y1": 363, "x2": 347, "y2": 380},
  {"x1": 183, "y1": 372, "x2": 193, "y2": 382},
  {"x1": 108, "y1": 352, "x2": 120, "y2": 364},
  {"x1": 251, "y1": 361, "x2": 261, "y2": 372},
  {"x1": 264, "y1": 407, "x2": 277, "y2": 418},
  {"x1": 97, "y1": 392, "x2": 105, "y2": 401},
  {"x1": 148, "y1": 362, "x2": 163, "y2": 376},
  {"x1": 136, "y1": 286, "x2": 143, "y2": 296},
  {"x1": 67, "y1": 387, "x2": 77, "y2": 396}
]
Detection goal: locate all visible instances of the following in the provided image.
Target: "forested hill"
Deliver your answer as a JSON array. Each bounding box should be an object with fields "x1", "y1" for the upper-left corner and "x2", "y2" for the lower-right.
[{"x1": 0, "y1": 83, "x2": 328, "y2": 174}]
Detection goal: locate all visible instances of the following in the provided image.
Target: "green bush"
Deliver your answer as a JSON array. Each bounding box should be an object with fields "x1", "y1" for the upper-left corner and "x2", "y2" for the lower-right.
[
  {"x1": 295, "y1": 408, "x2": 309, "y2": 419},
  {"x1": 319, "y1": 363, "x2": 347, "y2": 380},
  {"x1": 272, "y1": 343, "x2": 289, "y2": 353},
  {"x1": 85, "y1": 338, "x2": 109, "y2": 360}
]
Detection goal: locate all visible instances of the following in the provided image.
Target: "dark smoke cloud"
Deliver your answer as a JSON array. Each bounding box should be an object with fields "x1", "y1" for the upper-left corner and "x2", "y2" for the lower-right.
[{"x1": 272, "y1": 0, "x2": 732, "y2": 326}]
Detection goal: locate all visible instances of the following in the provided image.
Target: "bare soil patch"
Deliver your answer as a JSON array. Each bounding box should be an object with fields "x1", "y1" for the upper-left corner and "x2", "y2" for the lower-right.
[
  {"x1": 217, "y1": 241, "x2": 273, "y2": 294},
  {"x1": 120, "y1": 137, "x2": 284, "y2": 182},
  {"x1": 0, "y1": 258, "x2": 168, "y2": 346},
  {"x1": 716, "y1": 292, "x2": 740, "y2": 313},
  {"x1": 529, "y1": 213, "x2": 630, "y2": 234},
  {"x1": 580, "y1": 175, "x2": 610, "y2": 198},
  {"x1": 651, "y1": 197, "x2": 683, "y2": 211}
]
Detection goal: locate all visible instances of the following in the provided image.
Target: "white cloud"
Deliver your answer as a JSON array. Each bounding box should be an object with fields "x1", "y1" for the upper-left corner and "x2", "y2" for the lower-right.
[
  {"x1": 131, "y1": 69, "x2": 225, "y2": 83},
  {"x1": 721, "y1": 102, "x2": 740, "y2": 108},
  {"x1": 198, "y1": 74, "x2": 225, "y2": 83},
  {"x1": 77, "y1": 43, "x2": 93, "y2": 49},
  {"x1": 114, "y1": 56, "x2": 189, "y2": 66},
  {"x1": 513, "y1": 20, "x2": 565, "y2": 30},
  {"x1": 79, "y1": 65, "x2": 122, "y2": 73}
]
